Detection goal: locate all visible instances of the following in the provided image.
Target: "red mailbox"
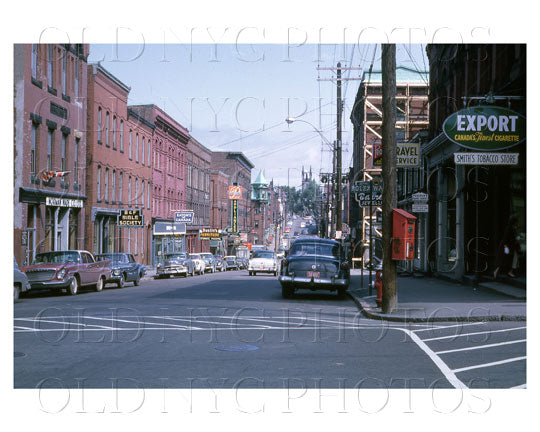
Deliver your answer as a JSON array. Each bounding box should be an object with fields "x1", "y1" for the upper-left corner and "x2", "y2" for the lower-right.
[{"x1": 392, "y1": 208, "x2": 417, "y2": 261}]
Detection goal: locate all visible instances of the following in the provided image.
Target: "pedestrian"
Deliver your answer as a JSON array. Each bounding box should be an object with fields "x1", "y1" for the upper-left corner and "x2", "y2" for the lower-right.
[{"x1": 493, "y1": 215, "x2": 520, "y2": 280}]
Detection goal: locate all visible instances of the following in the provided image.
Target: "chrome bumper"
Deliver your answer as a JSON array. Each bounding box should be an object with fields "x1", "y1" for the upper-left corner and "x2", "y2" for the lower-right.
[
  {"x1": 29, "y1": 276, "x2": 74, "y2": 290},
  {"x1": 278, "y1": 275, "x2": 348, "y2": 285}
]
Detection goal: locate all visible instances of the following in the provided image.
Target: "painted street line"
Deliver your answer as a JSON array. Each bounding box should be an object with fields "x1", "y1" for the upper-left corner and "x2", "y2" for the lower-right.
[
  {"x1": 421, "y1": 326, "x2": 526, "y2": 342},
  {"x1": 412, "y1": 321, "x2": 487, "y2": 333},
  {"x1": 434, "y1": 339, "x2": 526, "y2": 355},
  {"x1": 452, "y1": 356, "x2": 526, "y2": 374}
]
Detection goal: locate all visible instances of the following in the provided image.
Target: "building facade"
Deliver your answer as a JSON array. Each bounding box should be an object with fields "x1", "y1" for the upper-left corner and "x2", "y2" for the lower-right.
[
  {"x1": 85, "y1": 63, "x2": 154, "y2": 265},
  {"x1": 210, "y1": 169, "x2": 230, "y2": 255},
  {"x1": 128, "y1": 105, "x2": 189, "y2": 265},
  {"x1": 211, "y1": 151, "x2": 254, "y2": 253},
  {"x1": 14, "y1": 44, "x2": 89, "y2": 266},
  {"x1": 350, "y1": 66, "x2": 429, "y2": 263},
  {"x1": 186, "y1": 137, "x2": 211, "y2": 253},
  {"x1": 421, "y1": 44, "x2": 526, "y2": 281}
]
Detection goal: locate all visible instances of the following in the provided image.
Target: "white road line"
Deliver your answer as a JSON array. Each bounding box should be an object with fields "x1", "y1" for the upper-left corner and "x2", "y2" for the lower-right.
[
  {"x1": 452, "y1": 356, "x2": 526, "y2": 373},
  {"x1": 435, "y1": 339, "x2": 526, "y2": 354},
  {"x1": 412, "y1": 322, "x2": 487, "y2": 333},
  {"x1": 14, "y1": 318, "x2": 113, "y2": 329},
  {"x1": 400, "y1": 328, "x2": 467, "y2": 389},
  {"x1": 421, "y1": 326, "x2": 527, "y2": 342}
]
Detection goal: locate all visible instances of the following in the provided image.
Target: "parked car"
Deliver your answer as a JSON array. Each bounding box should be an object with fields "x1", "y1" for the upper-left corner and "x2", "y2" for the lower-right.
[
  {"x1": 278, "y1": 238, "x2": 349, "y2": 298},
  {"x1": 22, "y1": 250, "x2": 111, "y2": 296},
  {"x1": 95, "y1": 253, "x2": 146, "y2": 287},
  {"x1": 224, "y1": 255, "x2": 238, "y2": 270},
  {"x1": 200, "y1": 253, "x2": 217, "y2": 273},
  {"x1": 156, "y1": 252, "x2": 194, "y2": 278},
  {"x1": 14, "y1": 257, "x2": 31, "y2": 302},
  {"x1": 248, "y1": 250, "x2": 278, "y2": 276},
  {"x1": 214, "y1": 255, "x2": 226, "y2": 272},
  {"x1": 189, "y1": 253, "x2": 206, "y2": 275}
]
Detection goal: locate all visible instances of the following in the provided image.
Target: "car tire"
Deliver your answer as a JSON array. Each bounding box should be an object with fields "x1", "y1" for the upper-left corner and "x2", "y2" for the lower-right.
[
  {"x1": 337, "y1": 287, "x2": 347, "y2": 298},
  {"x1": 68, "y1": 277, "x2": 79, "y2": 296},
  {"x1": 95, "y1": 276, "x2": 104, "y2": 292},
  {"x1": 134, "y1": 274, "x2": 141, "y2": 286},
  {"x1": 273, "y1": 271, "x2": 277, "y2": 276},
  {"x1": 117, "y1": 274, "x2": 125, "y2": 288},
  {"x1": 281, "y1": 284, "x2": 294, "y2": 299},
  {"x1": 14, "y1": 284, "x2": 20, "y2": 302}
]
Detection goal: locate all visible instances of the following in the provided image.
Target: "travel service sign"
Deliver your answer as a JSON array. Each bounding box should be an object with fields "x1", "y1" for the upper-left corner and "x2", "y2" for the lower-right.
[{"x1": 443, "y1": 106, "x2": 525, "y2": 151}]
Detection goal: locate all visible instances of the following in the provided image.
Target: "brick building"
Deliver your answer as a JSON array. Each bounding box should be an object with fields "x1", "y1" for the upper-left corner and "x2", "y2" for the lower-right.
[
  {"x1": 14, "y1": 44, "x2": 89, "y2": 266},
  {"x1": 128, "y1": 105, "x2": 189, "y2": 265},
  {"x1": 210, "y1": 169, "x2": 230, "y2": 254},
  {"x1": 85, "y1": 63, "x2": 154, "y2": 265},
  {"x1": 186, "y1": 136, "x2": 211, "y2": 252}
]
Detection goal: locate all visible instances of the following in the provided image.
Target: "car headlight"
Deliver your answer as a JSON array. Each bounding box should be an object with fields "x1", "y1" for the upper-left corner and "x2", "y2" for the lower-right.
[
  {"x1": 57, "y1": 268, "x2": 67, "y2": 279},
  {"x1": 112, "y1": 268, "x2": 121, "y2": 276}
]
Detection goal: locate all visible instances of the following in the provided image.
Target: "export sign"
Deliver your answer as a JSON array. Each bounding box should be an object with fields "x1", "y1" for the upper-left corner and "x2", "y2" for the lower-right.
[{"x1": 443, "y1": 106, "x2": 525, "y2": 151}]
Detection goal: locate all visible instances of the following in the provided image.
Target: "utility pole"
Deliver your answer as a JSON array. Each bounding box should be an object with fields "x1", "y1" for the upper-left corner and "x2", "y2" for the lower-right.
[
  {"x1": 336, "y1": 62, "x2": 343, "y2": 234},
  {"x1": 381, "y1": 44, "x2": 398, "y2": 314}
]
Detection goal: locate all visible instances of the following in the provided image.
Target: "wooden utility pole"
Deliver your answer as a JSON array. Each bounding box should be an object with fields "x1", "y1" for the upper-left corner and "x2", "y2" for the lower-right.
[
  {"x1": 381, "y1": 44, "x2": 398, "y2": 314},
  {"x1": 336, "y1": 62, "x2": 343, "y2": 234}
]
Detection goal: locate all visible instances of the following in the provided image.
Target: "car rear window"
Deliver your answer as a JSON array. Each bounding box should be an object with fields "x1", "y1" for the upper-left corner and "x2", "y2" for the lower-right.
[
  {"x1": 253, "y1": 251, "x2": 274, "y2": 259},
  {"x1": 290, "y1": 243, "x2": 339, "y2": 257}
]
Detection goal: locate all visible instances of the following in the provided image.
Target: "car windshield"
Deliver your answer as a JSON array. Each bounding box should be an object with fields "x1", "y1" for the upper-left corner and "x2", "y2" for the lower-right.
[
  {"x1": 190, "y1": 254, "x2": 201, "y2": 259},
  {"x1": 96, "y1": 254, "x2": 128, "y2": 263},
  {"x1": 252, "y1": 251, "x2": 275, "y2": 259},
  {"x1": 200, "y1": 254, "x2": 213, "y2": 259},
  {"x1": 166, "y1": 253, "x2": 188, "y2": 260},
  {"x1": 34, "y1": 251, "x2": 80, "y2": 264},
  {"x1": 225, "y1": 256, "x2": 236, "y2": 261},
  {"x1": 290, "y1": 242, "x2": 340, "y2": 258}
]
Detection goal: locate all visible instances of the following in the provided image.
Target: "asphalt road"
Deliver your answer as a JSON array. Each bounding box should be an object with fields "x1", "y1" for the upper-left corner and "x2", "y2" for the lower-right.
[{"x1": 14, "y1": 265, "x2": 526, "y2": 390}]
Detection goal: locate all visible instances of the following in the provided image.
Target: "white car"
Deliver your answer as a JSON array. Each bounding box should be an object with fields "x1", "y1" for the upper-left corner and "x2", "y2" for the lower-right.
[
  {"x1": 248, "y1": 250, "x2": 278, "y2": 276},
  {"x1": 189, "y1": 253, "x2": 206, "y2": 275}
]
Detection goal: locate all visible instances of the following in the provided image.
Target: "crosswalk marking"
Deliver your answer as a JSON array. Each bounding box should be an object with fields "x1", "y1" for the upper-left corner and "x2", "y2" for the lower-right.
[
  {"x1": 452, "y1": 356, "x2": 526, "y2": 374},
  {"x1": 434, "y1": 339, "x2": 526, "y2": 355}
]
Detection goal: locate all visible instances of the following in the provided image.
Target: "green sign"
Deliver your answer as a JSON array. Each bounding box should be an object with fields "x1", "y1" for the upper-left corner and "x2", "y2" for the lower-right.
[{"x1": 443, "y1": 106, "x2": 525, "y2": 151}]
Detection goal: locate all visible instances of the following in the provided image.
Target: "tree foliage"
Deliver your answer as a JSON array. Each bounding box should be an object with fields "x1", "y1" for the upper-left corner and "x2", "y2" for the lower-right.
[{"x1": 282, "y1": 180, "x2": 321, "y2": 217}]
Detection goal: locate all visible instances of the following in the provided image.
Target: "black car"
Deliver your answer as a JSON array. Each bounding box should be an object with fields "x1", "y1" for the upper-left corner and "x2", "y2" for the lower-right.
[
  {"x1": 224, "y1": 255, "x2": 238, "y2": 270},
  {"x1": 214, "y1": 255, "x2": 226, "y2": 272},
  {"x1": 95, "y1": 253, "x2": 146, "y2": 288},
  {"x1": 278, "y1": 238, "x2": 350, "y2": 298},
  {"x1": 155, "y1": 252, "x2": 195, "y2": 278}
]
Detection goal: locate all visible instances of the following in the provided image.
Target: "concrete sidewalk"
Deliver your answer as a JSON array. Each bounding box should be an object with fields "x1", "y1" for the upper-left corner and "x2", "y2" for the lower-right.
[{"x1": 347, "y1": 270, "x2": 526, "y2": 322}]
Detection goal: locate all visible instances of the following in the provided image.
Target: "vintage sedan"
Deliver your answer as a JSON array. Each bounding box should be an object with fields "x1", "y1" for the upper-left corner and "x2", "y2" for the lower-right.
[
  {"x1": 189, "y1": 253, "x2": 206, "y2": 275},
  {"x1": 248, "y1": 250, "x2": 278, "y2": 276},
  {"x1": 224, "y1": 255, "x2": 238, "y2": 270},
  {"x1": 95, "y1": 253, "x2": 146, "y2": 288},
  {"x1": 214, "y1": 255, "x2": 226, "y2": 271},
  {"x1": 156, "y1": 252, "x2": 194, "y2": 278},
  {"x1": 278, "y1": 238, "x2": 349, "y2": 298},
  {"x1": 199, "y1": 253, "x2": 217, "y2": 273},
  {"x1": 22, "y1": 250, "x2": 111, "y2": 295},
  {"x1": 14, "y1": 257, "x2": 31, "y2": 302}
]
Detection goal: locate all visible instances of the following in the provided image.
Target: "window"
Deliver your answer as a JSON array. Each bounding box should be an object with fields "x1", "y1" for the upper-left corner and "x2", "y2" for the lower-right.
[
  {"x1": 74, "y1": 137, "x2": 79, "y2": 184},
  {"x1": 129, "y1": 130, "x2": 132, "y2": 159},
  {"x1": 97, "y1": 166, "x2": 101, "y2": 201},
  {"x1": 31, "y1": 44, "x2": 38, "y2": 80},
  {"x1": 112, "y1": 170, "x2": 116, "y2": 202},
  {"x1": 135, "y1": 179, "x2": 138, "y2": 206},
  {"x1": 118, "y1": 172, "x2": 123, "y2": 203},
  {"x1": 128, "y1": 176, "x2": 132, "y2": 204},
  {"x1": 105, "y1": 112, "x2": 110, "y2": 147},
  {"x1": 47, "y1": 129, "x2": 53, "y2": 171},
  {"x1": 119, "y1": 120, "x2": 124, "y2": 152},
  {"x1": 142, "y1": 137, "x2": 145, "y2": 165},
  {"x1": 61, "y1": 49, "x2": 67, "y2": 95},
  {"x1": 112, "y1": 116, "x2": 117, "y2": 150},
  {"x1": 61, "y1": 134, "x2": 67, "y2": 171},
  {"x1": 147, "y1": 182, "x2": 151, "y2": 209},
  {"x1": 141, "y1": 180, "x2": 145, "y2": 208},
  {"x1": 31, "y1": 123, "x2": 37, "y2": 177},
  {"x1": 98, "y1": 108, "x2": 102, "y2": 143},
  {"x1": 135, "y1": 134, "x2": 139, "y2": 163},
  {"x1": 147, "y1": 140, "x2": 151, "y2": 167},
  {"x1": 104, "y1": 168, "x2": 109, "y2": 202},
  {"x1": 47, "y1": 45, "x2": 53, "y2": 88},
  {"x1": 74, "y1": 58, "x2": 79, "y2": 99}
]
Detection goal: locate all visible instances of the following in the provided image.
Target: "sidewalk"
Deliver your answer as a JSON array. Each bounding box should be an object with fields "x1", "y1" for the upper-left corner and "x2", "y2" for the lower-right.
[{"x1": 347, "y1": 270, "x2": 526, "y2": 322}]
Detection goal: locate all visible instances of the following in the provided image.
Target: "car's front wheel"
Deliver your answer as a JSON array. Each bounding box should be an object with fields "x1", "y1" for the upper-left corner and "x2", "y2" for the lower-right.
[
  {"x1": 68, "y1": 277, "x2": 79, "y2": 296},
  {"x1": 117, "y1": 274, "x2": 125, "y2": 288},
  {"x1": 281, "y1": 284, "x2": 294, "y2": 299},
  {"x1": 134, "y1": 273, "x2": 141, "y2": 286},
  {"x1": 95, "y1": 276, "x2": 104, "y2": 292}
]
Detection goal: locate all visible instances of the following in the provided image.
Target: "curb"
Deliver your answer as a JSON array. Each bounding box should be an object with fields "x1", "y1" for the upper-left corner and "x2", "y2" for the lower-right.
[{"x1": 347, "y1": 292, "x2": 527, "y2": 322}]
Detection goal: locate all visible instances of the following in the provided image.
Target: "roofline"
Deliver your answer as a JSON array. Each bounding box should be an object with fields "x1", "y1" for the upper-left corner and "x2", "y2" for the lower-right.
[{"x1": 90, "y1": 62, "x2": 131, "y2": 93}]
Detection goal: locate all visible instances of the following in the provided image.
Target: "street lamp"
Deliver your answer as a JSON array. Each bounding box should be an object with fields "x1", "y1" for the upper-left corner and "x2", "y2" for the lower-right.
[{"x1": 285, "y1": 117, "x2": 334, "y2": 149}]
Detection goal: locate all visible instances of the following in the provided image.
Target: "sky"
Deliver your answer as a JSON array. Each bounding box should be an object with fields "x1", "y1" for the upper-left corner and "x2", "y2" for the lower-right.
[{"x1": 88, "y1": 43, "x2": 428, "y2": 188}]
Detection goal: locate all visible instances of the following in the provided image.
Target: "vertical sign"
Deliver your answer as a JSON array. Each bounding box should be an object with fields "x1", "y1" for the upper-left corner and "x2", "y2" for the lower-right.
[{"x1": 232, "y1": 199, "x2": 238, "y2": 233}]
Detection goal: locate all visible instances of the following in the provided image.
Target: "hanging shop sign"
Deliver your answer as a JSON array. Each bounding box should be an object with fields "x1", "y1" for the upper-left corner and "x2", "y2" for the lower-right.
[
  {"x1": 228, "y1": 185, "x2": 242, "y2": 200},
  {"x1": 454, "y1": 152, "x2": 519, "y2": 165},
  {"x1": 199, "y1": 228, "x2": 220, "y2": 240},
  {"x1": 118, "y1": 209, "x2": 144, "y2": 227},
  {"x1": 174, "y1": 210, "x2": 194, "y2": 224},
  {"x1": 353, "y1": 180, "x2": 383, "y2": 207},
  {"x1": 153, "y1": 222, "x2": 186, "y2": 235},
  {"x1": 443, "y1": 106, "x2": 525, "y2": 151},
  {"x1": 231, "y1": 199, "x2": 238, "y2": 232},
  {"x1": 45, "y1": 197, "x2": 84, "y2": 208},
  {"x1": 372, "y1": 143, "x2": 420, "y2": 167}
]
